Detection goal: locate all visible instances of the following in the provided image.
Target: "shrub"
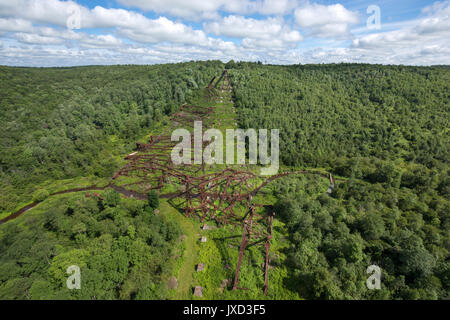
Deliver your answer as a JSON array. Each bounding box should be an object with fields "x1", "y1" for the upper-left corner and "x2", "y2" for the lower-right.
[
  {"x1": 147, "y1": 190, "x2": 159, "y2": 209},
  {"x1": 32, "y1": 189, "x2": 50, "y2": 202}
]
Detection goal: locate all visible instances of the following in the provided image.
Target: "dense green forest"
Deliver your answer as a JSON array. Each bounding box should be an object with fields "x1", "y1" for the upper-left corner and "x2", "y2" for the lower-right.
[
  {"x1": 0, "y1": 61, "x2": 448, "y2": 300},
  {"x1": 230, "y1": 62, "x2": 449, "y2": 169},
  {"x1": 0, "y1": 188, "x2": 182, "y2": 299},
  {"x1": 228, "y1": 62, "x2": 449, "y2": 299}
]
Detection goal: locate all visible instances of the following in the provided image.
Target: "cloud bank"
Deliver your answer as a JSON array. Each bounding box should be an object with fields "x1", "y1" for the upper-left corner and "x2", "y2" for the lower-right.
[{"x1": 0, "y1": 0, "x2": 449, "y2": 66}]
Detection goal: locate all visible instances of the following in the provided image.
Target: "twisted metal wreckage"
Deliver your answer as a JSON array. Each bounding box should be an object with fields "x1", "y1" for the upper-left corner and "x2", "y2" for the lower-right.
[{"x1": 112, "y1": 70, "x2": 336, "y2": 294}]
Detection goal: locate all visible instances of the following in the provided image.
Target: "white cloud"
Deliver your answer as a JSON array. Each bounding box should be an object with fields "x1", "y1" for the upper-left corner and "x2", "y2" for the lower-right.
[
  {"x1": 242, "y1": 38, "x2": 291, "y2": 49},
  {"x1": 2, "y1": 22, "x2": 123, "y2": 48},
  {"x1": 117, "y1": 0, "x2": 228, "y2": 20},
  {"x1": 0, "y1": 0, "x2": 449, "y2": 66},
  {"x1": 115, "y1": 16, "x2": 209, "y2": 45},
  {"x1": 294, "y1": 3, "x2": 359, "y2": 38},
  {"x1": 0, "y1": 0, "x2": 79, "y2": 26},
  {"x1": 14, "y1": 32, "x2": 64, "y2": 44},
  {"x1": 0, "y1": 1, "x2": 236, "y2": 48},
  {"x1": 80, "y1": 34, "x2": 123, "y2": 48},
  {"x1": 204, "y1": 15, "x2": 302, "y2": 48},
  {"x1": 298, "y1": 2, "x2": 450, "y2": 66},
  {"x1": 117, "y1": 0, "x2": 298, "y2": 20},
  {"x1": 0, "y1": 43, "x2": 238, "y2": 67},
  {"x1": 0, "y1": 18, "x2": 34, "y2": 33},
  {"x1": 352, "y1": 1, "x2": 450, "y2": 50},
  {"x1": 416, "y1": 1, "x2": 450, "y2": 35},
  {"x1": 0, "y1": 45, "x2": 135, "y2": 66},
  {"x1": 258, "y1": 0, "x2": 298, "y2": 15}
]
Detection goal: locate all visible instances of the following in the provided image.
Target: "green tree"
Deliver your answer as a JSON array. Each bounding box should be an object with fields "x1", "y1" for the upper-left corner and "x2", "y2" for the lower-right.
[
  {"x1": 104, "y1": 189, "x2": 121, "y2": 207},
  {"x1": 147, "y1": 190, "x2": 159, "y2": 209},
  {"x1": 32, "y1": 189, "x2": 50, "y2": 202}
]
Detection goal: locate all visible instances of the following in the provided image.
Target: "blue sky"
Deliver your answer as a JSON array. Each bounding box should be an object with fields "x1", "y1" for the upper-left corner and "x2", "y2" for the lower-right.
[{"x1": 0, "y1": 0, "x2": 449, "y2": 66}]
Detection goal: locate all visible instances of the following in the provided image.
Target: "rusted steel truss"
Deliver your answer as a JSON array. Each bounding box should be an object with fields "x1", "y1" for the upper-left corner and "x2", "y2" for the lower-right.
[
  {"x1": 216, "y1": 69, "x2": 232, "y2": 91},
  {"x1": 232, "y1": 204, "x2": 274, "y2": 294}
]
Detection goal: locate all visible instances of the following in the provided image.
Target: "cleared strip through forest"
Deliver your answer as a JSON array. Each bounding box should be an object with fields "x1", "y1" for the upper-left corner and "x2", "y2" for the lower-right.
[{"x1": 1, "y1": 70, "x2": 342, "y2": 226}]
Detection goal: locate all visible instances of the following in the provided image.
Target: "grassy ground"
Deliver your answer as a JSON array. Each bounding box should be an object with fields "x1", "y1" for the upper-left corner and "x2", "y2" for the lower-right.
[{"x1": 160, "y1": 200, "x2": 201, "y2": 299}]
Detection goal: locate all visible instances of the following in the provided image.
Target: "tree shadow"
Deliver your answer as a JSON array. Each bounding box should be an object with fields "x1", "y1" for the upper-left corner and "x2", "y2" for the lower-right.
[{"x1": 282, "y1": 270, "x2": 314, "y2": 299}]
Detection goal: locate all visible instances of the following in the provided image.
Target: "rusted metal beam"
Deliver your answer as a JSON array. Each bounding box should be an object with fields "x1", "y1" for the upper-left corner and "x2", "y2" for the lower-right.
[{"x1": 232, "y1": 204, "x2": 255, "y2": 290}]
